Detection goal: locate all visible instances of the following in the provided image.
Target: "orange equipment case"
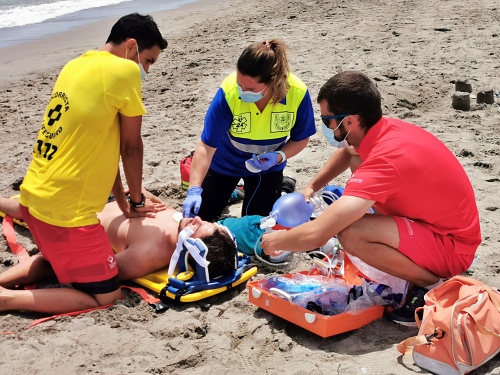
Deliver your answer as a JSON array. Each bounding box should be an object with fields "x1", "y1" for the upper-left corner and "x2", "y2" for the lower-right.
[{"x1": 247, "y1": 255, "x2": 385, "y2": 338}]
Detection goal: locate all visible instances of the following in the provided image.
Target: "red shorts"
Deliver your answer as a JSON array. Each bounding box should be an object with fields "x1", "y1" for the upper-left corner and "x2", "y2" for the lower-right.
[
  {"x1": 20, "y1": 205, "x2": 119, "y2": 292},
  {"x1": 395, "y1": 216, "x2": 474, "y2": 278}
]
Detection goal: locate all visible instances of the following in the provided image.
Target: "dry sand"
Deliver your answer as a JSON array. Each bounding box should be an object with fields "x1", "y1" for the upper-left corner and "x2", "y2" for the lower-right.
[{"x1": 0, "y1": 0, "x2": 499, "y2": 373}]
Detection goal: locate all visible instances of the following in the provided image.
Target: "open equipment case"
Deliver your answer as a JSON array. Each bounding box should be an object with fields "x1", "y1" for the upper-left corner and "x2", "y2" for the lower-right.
[{"x1": 248, "y1": 254, "x2": 387, "y2": 338}]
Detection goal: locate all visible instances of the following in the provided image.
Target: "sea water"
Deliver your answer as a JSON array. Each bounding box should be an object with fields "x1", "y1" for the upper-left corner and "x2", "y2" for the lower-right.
[{"x1": 0, "y1": 0, "x2": 198, "y2": 48}]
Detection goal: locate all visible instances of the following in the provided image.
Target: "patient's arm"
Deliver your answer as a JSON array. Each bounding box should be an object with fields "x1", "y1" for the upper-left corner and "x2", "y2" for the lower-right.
[{"x1": 0, "y1": 196, "x2": 23, "y2": 220}]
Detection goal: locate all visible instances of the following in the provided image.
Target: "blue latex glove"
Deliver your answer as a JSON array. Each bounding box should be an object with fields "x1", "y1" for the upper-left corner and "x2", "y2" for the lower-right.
[
  {"x1": 247, "y1": 152, "x2": 279, "y2": 172},
  {"x1": 182, "y1": 186, "x2": 203, "y2": 218}
]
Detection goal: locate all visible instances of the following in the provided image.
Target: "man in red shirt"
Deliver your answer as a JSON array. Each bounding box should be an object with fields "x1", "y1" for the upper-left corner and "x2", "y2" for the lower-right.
[{"x1": 261, "y1": 71, "x2": 481, "y2": 326}]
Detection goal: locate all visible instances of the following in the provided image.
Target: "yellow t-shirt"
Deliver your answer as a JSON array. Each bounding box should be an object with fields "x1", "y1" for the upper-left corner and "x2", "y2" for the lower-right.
[{"x1": 20, "y1": 50, "x2": 146, "y2": 227}]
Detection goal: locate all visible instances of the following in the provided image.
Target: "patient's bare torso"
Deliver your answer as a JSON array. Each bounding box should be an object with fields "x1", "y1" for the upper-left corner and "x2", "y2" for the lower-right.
[{"x1": 97, "y1": 201, "x2": 178, "y2": 258}]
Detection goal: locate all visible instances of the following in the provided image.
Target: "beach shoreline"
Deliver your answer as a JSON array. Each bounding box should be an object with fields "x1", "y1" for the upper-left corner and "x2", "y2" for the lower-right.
[
  {"x1": 0, "y1": 0, "x2": 499, "y2": 373},
  {"x1": 0, "y1": 0, "x2": 203, "y2": 49},
  {"x1": 0, "y1": 0, "x2": 226, "y2": 85}
]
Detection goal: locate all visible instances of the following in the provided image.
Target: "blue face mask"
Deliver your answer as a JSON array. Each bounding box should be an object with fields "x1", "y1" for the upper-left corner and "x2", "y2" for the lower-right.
[
  {"x1": 237, "y1": 84, "x2": 266, "y2": 103},
  {"x1": 321, "y1": 123, "x2": 348, "y2": 148}
]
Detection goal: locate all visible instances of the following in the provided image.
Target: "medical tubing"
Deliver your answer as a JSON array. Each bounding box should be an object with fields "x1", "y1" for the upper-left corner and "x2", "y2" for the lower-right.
[
  {"x1": 245, "y1": 172, "x2": 262, "y2": 217},
  {"x1": 306, "y1": 250, "x2": 334, "y2": 277},
  {"x1": 321, "y1": 190, "x2": 340, "y2": 204}
]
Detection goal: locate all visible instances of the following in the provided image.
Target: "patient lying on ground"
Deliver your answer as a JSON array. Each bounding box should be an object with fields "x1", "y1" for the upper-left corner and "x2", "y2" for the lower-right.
[{"x1": 0, "y1": 195, "x2": 237, "y2": 284}]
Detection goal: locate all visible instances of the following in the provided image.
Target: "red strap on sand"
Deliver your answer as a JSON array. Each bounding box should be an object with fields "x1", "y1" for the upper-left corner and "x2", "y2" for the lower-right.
[
  {"x1": 2, "y1": 215, "x2": 30, "y2": 262},
  {"x1": 26, "y1": 303, "x2": 115, "y2": 329},
  {"x1": 2, "y1": 215, "x2": 36, "y2": 289},
  {"x1": 25, "y1": 286, "x2": 163, "y2": 329},
  {"x1": 122, "y1": 285, "x2": 161, "y2": 305}
]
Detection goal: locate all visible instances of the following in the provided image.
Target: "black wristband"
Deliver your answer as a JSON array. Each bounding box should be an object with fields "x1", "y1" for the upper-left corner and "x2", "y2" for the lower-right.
[{"x1": 128, "y1": 193, "x2": 146, "y2": 208}]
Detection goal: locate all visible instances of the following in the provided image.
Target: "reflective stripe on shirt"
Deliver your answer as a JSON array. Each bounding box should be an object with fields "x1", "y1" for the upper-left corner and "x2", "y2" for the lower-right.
[{"x1": 227, "y1": 133, "x2": 283, "y2": 154}]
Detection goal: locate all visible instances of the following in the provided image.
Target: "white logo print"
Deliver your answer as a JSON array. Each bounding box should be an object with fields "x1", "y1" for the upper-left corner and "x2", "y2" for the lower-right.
[
  {"x1": 402, "y1": 217, "x2": 414, "y2": 236},
  {"x1": 108, "y1": 255, "x2": 117, "y2": 269},
  {"x1": 347, "y1": 177, "x2": 363, "y2": 184}
]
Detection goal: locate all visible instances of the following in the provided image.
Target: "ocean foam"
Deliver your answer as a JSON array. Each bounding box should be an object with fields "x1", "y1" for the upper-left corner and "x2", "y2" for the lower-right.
[{"x1": 0, "y1": 0, "x2": 131, "y2": 29}]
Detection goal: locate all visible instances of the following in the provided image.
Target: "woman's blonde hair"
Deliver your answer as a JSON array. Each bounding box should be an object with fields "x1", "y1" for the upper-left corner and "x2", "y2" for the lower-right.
[{"x1": 236, "y1": 39, "x2": 290, "y2": 104}]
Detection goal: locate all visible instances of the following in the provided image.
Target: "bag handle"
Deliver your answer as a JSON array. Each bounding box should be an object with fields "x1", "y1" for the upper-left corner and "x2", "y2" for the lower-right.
[
  {"x1": 397, "y1": 328, "x2": 445, "y2": 355},
  {"x1": 398, "y1": 288, "x2": 500, "y2": 355},
  {"x1": 461, "y1": 289, "x2": 500, "y2": 338},
  {"x1": 485, "y1": 288, "x2": 500, "y2": 311},
  {"x1": 269, "y1": 287, "x2": 293, "y2": 305}
]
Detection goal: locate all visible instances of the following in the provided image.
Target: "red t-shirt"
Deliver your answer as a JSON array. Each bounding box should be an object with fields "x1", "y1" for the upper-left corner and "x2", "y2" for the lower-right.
[{"x1": 344, "y1": 117, "x2": 481, "y2": 255}]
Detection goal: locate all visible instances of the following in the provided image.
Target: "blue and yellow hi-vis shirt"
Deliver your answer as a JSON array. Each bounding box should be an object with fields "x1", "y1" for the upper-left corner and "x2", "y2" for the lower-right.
[{"x1": 201, "y1": 72, "x2": 316, "y2": 176}]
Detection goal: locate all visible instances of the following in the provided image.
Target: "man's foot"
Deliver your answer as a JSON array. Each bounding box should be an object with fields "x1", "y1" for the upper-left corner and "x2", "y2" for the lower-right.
[{"x1": 385, "y1": 286, "x2": 427, "y2": 327}]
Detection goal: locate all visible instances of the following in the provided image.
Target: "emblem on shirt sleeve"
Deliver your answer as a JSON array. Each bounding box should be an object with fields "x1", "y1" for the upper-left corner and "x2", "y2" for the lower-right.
[
  {"x1": 270, "y1": 112, "x2": 294, "y2": 133},
  {"x1": 230, "y1": 112, "x2": 251, "y2": 134},
  {"x1": 41, "y1": 91, "x2": 69, "y2": 138},
  {"x1": 35, "y1": 91, "x2": 69, "y2": 160}
]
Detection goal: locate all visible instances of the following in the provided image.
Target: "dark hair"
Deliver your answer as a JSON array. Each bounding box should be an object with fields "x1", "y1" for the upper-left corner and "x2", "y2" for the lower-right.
[
  {"x1": 317, "y1": 71, "x2": 383, "y2": 130},
  {"x1": 236, "y1": 39, "x2": 290, "y2": 104},
  {"x1": 105, "y1": 13, "x2": 168, "y2": 51},
  {"x1": 202, "y1": 228, "x2": 237, "y2": 278}
]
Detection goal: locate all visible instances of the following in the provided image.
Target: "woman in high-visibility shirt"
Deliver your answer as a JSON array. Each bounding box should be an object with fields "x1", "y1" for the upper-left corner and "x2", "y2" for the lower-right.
[{"x1": 182, "y1": 39, "x2": 316, "y2": 222}]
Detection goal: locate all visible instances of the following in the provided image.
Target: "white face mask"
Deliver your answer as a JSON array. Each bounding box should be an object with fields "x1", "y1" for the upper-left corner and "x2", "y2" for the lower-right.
[
  {"x1": 125, "y1": 44, "x2": 147, "y2": 81},
  {"x1": 136, "y1": 45, "x2": 147, "y2": 81}
]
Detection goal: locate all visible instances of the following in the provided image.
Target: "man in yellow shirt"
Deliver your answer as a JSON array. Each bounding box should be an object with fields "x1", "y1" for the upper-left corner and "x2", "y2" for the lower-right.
[{"x1": 11, "y1": 13, "x2": 168, "y2": 314}]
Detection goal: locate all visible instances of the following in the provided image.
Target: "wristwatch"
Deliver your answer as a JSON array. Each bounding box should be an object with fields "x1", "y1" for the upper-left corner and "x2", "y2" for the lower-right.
[{"x1": 128, "y1": 192, "x2": 146, "y2": 209}]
